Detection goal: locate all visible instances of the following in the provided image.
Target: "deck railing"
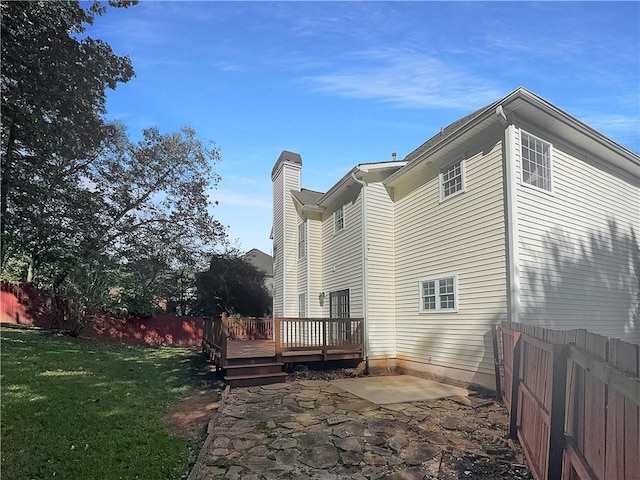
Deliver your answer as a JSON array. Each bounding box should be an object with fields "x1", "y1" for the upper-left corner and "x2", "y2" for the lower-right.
[
  {"x1": 203, "y1": 313, "x2": 228, "y2": 367},
  {"x1": 274, "y1": 317, "x2": 363, "y2": 361},
  {"x1": 227, "y1": 316, "x2": 273, "y2": 339},
  {"x1": 203, "y1": 315, "x2": 364, "y2": 366}
]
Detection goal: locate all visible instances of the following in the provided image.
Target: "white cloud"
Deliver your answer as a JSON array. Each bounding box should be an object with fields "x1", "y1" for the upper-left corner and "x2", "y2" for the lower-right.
[{"x1": 303, "y1": 49, "x2": 504, "y2": 110}]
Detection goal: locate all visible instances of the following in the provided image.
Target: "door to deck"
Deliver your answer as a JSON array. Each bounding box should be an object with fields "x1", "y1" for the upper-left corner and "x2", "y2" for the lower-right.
[{"x1": 329, "y1": 289, "x2": 350, "y2": 345}]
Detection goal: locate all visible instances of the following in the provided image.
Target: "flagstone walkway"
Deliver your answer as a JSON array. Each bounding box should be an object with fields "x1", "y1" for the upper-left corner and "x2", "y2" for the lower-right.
[{"x1": 188, "y1": 379, "x2": 532, "y2": 480}]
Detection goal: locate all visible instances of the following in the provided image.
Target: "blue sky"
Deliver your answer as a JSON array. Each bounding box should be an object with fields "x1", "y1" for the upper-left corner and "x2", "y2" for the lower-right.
[{"x1": 92, "y1": 1, "x2": 640, "y2": 255}]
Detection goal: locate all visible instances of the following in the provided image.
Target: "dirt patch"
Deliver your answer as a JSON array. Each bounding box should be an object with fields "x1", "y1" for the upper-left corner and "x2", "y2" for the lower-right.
[{"x1": 163, "y1": 388, "x2": 223, "y2": 438}]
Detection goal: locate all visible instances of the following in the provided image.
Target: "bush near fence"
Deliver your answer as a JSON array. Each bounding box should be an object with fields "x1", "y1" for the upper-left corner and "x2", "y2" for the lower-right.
[{"x1": 1, "y1": 282, "x2": 203, "y2": 346}]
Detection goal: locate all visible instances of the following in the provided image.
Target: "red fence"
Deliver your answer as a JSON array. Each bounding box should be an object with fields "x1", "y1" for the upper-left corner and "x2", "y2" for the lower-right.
[
  {"x1": 501, "y1": 322, "x2": 640, "y2": 480},
  {"x1": 1, "y1": 282, "x2": 203, "y2": 346}
]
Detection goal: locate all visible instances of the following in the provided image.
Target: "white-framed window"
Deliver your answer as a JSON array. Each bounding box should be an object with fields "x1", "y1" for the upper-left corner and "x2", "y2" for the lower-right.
[
  {"x1": 419, "y1": 275, "x2": 458, "y2": 313},
  {"x1": 334, "y1": 205, "x2": 344, "y2": 232},
  {"x1": 298, "y1": 293, "x2": 306, "y2": 317},
  {"x1": 298, "y1": 221, "x2": 307, "y2": 259},
  {"x1": 439, "y1": 159, "x2": 466, "y2": 201},
  {"x1": 521, "y1": 131, "x2": 552, "y2": 192}
]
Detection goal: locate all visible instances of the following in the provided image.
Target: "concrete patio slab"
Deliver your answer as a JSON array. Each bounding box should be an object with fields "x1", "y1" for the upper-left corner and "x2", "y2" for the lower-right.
[{"x1": 331, "y1": 374, "x2": 468, "y2": 405}]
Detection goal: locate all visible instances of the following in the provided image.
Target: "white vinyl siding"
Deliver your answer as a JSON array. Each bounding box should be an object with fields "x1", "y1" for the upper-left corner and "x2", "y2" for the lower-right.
[
  {"x1": 393, "y1": 138, "x2": 508, "y2": 384},
  {"x1": 365, "y1": 182, "x2": 397, "y2": 359},
  {"x1": 514, "y1": 127, "x2": 640, "y2": 344},
  {"x1": 307, "y1": 218, "x2": 323, "y2": 317},
  {"x1": 322, "y1": 195, "x2": 363, "y2": 318},
  {"x1": 298, "y1": 221, "x2": 306, "y2": 259},
  {"x1": 271, "y1": 159, "x2": 301, "y2": 317},
  {"x1": 272, "y1": 167, "x2": 285, "y2": 316},
  {"x1": 297, "y1": 219, "x2": 308, "y2": 316}
]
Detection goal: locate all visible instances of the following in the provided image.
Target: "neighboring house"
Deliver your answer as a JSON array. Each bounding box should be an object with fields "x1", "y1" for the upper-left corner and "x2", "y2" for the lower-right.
[
  {"x1": 242, "y1": 248, "x2": 273, "y2": 296},
  {"x1": 271, "y1": 87, "x2": 640, "y2": 389}
]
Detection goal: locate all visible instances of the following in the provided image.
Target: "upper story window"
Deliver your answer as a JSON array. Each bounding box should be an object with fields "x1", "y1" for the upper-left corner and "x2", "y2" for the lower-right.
[
  {"x1": 420, "y1": 275, "x2": 457, "y2": 313},
  {"x1": 439, "y1": 159, "x2": 465, "y2": 201},
  {"x1": 334, "y1": 205, "x2": 344, "y2": 232},
  {"x1": 521, "y1": 131, "x2": 552, "y2": 192},
  {"x1": 298, "y1": 221, "x2": 307, "y2": 259}
]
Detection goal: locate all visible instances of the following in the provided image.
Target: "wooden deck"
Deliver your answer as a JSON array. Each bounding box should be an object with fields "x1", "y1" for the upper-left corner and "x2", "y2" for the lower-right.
[
  {"x1": 227, "y1": 339, "x2": 276, "y2": 359},
  {"x1": 203, "y1": 315, "x2": 364, "y2": 368}
]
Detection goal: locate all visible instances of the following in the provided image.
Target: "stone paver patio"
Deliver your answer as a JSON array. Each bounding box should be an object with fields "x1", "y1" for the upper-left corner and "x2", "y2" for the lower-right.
[{"x1": 188, "y1": 379, "x2": 531, "y2": 480}]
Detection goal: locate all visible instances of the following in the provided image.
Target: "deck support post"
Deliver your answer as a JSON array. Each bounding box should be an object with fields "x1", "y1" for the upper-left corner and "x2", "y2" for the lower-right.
[{"x1": 274, "y1": 317, "x2": 282, "y2": 362}]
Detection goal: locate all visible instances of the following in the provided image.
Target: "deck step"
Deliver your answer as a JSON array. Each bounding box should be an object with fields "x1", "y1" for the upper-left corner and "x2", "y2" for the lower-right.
[
  {"x1": 225, "y1": 356, "x2": 278, "y2": 366},
  {"x1": 224, "y1": 372, "x2": 288, "y2": 388},
  {"x1": 225, "y1": 362, "x2": 284, "y2": 376}
]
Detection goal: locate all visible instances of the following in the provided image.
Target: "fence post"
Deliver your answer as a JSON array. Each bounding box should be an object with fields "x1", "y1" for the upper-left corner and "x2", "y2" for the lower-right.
[
  {"x1": 509, "y1": 331, "x2": 521, "y2": 440},
  {"x1": 491, "y1": 324, "x2": 502, "y2": 401},
  {"x1": 548, "y1": 343, "x2": 569, "y2": 480}
]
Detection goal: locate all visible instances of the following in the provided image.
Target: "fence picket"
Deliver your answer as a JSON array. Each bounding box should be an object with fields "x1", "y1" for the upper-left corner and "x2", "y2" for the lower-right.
[{"x1": 501, "y1": 322, "x2": 639, "y2": 480}]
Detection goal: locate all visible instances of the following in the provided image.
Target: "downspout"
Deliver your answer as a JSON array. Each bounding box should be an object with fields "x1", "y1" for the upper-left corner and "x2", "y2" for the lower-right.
[
  {"x1": 497, "y1": 105, "x2": 521, "y2": 324},
  {"x1": 351, "y1": 171, "x2": 369, "y2": 373}
]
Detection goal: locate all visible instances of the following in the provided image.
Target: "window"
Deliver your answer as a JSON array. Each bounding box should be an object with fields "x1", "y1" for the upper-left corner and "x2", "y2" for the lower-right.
[
  {"x1": 420, "y1": 276, "x2": 457, "y2": 313},
  {"x1": 521, "y1": 131, "x2": 552, "y2": 191},
  {"x1": 298, "y1": 221, "x2": 307, "y2": 259},
  {"x1": 298, "y1": 293, "x2": 306, "y2": 317},
  {"x1": 439, "y1": 159, "x2": 465, "y2": 201},
  {"x1": 334, "y1": 205, "x2": 344, "y2": 232},
  {"x1": 329, "y1": 289, "x2": 350, "y2": 318}
]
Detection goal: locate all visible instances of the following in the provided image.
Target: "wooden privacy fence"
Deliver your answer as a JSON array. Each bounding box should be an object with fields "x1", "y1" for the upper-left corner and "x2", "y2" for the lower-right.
[{"x1": 501, "y1": 322, "x2": 639, "y2": 480}]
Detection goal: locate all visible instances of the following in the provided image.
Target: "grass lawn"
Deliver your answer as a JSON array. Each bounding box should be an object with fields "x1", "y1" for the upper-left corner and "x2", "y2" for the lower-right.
[{"x1": 1, "y1": 328, "x2": 212, "y2": 480}]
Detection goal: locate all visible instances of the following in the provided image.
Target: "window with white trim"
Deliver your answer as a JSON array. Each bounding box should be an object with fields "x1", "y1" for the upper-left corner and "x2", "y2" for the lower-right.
[
  {"x1": 420, "y1": 276, "x2": 457, "y2": 313},
  {"x1": 298, "y1": 221, "x2": 306, "y2": 259},
  {"x1": 521, "y1": 131, "x2": 552, "y2": 191},
  {"x1": 298, "y1": 293, "x2": 306, "y2": 317},
  {"x1": 334, "y1": 205, "x2": 344, "y2": 232},
  {"x1": 439, "y1": 159, "x2": 465, "y2": 201}
]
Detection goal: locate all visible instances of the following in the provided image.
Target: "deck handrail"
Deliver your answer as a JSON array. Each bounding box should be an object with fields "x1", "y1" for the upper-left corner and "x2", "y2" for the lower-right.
[
  {"x1": 204, "y1": 314, "x2": 276, "y2": 367},
  {"x1": 203, "y1": 313, "x2": 228, "y2": 367},
  {"x1": 274, "y1": 317, "x2": 364, "y2": 361}
]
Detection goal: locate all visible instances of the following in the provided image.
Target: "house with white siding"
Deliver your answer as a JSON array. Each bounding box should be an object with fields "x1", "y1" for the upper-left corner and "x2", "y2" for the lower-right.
[{"x1": 271, "y1": 87, "x2": 640, "y2": 389}]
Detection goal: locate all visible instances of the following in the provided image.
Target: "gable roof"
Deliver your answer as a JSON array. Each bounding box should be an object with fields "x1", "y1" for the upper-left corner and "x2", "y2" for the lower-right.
[
  {"x1": 292, "y1": 188, "x2": 324, "y2": 206},
  {"x1": 387, "y1": 87, "x2": 639, "y2": 188},
  {"x1": 291, "y1": 161, "x2": 407, "y2": 215},
  {"x1": 242, "y1": 248, "x2": 273, "y2": 276}
]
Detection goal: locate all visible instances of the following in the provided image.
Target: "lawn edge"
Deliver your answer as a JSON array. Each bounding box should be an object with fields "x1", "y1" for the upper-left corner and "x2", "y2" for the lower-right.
[{"x1": 186, "y1": 384, "x2": 231, "y2": 480}]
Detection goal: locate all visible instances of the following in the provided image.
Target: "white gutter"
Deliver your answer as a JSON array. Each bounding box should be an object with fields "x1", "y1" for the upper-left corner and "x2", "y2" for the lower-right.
[
  {"x1": 350, "y1": 170, "x2": 370, "y2": 371},
  {"x1": 497, "y1": 105, "x2": 521, "y2": 324}
]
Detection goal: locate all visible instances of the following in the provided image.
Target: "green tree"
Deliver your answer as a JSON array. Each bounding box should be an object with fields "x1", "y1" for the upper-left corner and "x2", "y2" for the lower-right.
[
  {"x1": 1, "y1": 0, "x2": 229, "y2": 332},
  {"x1": 1, "y1": 0, "x2": 135, "y2": 264},
  {"x1": 196, "y1": 253, "x2": 272, "y2": 317}
]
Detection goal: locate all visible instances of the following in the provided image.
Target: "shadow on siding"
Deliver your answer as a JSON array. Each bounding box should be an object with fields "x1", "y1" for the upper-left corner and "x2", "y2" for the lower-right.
[{"x1": 522, "y1": 220, "x2": 639, "y2": 343}]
